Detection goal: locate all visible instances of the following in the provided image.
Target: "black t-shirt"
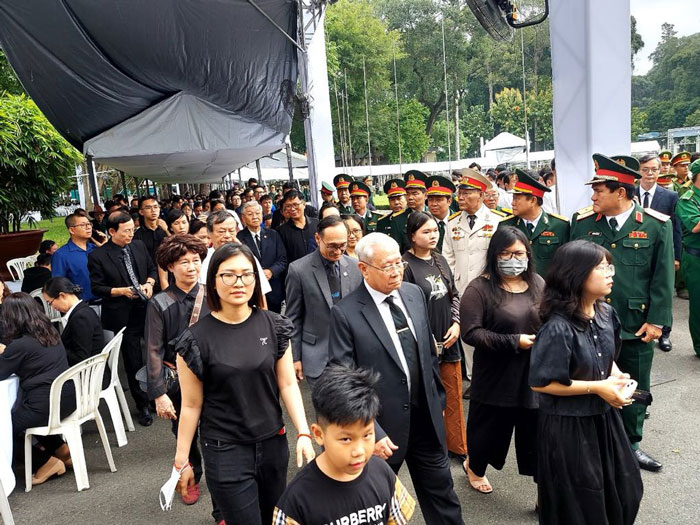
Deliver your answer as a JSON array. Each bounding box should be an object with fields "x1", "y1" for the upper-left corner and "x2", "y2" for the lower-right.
[
  {"x1": 176, "y1": 308, "x2": 292, "y2": 443},
  {"x1": 273, "y1": 456, "x2": 415, "y2": 525},
  {"x1": 133, "y1": 224, "x2": 167, "y2": 264}
]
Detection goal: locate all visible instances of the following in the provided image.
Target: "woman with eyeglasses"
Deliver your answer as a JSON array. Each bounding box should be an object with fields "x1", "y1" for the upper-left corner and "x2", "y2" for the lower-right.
[
  {"x1": 530, "y1": 240, "x2": 642, "y2": 524},
  {"x1": 402, "y1": 211, "x2": 466, "y2": 458},
  {"x1": 174, "y1": 242, "x2": 314, "y2": 524},
  {"x1": 459, "y1": 226, "x2": 543, "y2": 496},
  {"x1": 341, "y1": 214, "x2": 364, "y2": 259}
]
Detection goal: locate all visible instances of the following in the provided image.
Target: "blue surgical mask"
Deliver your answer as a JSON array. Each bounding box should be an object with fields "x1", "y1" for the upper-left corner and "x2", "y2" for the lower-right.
[{"x1": 497, "y1": 258, "x2": 528, "y2": 276}]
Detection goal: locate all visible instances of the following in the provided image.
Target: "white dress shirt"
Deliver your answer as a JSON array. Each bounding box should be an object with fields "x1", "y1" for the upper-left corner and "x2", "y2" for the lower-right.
[
  {"x1": 639, "y1": 183, "x2": 657, "y2": 208},
  {"x1": 524, "y1": 210, "x2": 543, "y2": 232},
  {"x1": 62, "y1": 299, "x2": 82, "y2": 328},
  {"x1": 364, "y1": 281, "x2": 416, "y2": 390},
  {"x1": 606, "y1": 202, "x2": 635, "y2": 232}
]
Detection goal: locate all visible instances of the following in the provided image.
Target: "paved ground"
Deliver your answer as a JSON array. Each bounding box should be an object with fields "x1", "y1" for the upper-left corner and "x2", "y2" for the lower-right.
[{"x1": 6, "y1": 296, "x2": 700, "y2": 524}]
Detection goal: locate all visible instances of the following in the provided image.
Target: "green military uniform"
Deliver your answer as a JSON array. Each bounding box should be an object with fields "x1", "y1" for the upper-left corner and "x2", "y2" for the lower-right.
[
  {"x1": 570, "y1": 154, "x2": 674, "y2": 449},
  {"x1": 671, "y1": 152, "x2": 693, "y2": 197},
  {"x1": 676, "y1": 159, "x2": 700, "y2": 356},
  {"x1": 377, "y1": 179, "x2": 411, "y2": 252},
  {"x1": 333, "y1": 174, "x2": 354, "y2": 215},
  {"x1": 657, "y1": 150, "x2": 674, "y2": 188},
  {"x1": 498, "y1": 169, "x2": 569, "y2": 277},
  {"x1": 426, "y1": 175, "x2": 457, "y2": 253},
  {"x1": 349, "y1": 180, "x2": 382, "y2": 233}
]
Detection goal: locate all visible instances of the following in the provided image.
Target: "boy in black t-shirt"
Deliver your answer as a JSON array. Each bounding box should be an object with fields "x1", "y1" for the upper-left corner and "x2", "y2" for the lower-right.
[{"x1": 273, "y1": 366, "x2": 415, "y2": 525}]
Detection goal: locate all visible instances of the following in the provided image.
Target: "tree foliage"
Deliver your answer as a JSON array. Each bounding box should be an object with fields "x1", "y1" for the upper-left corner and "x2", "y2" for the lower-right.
[
  {"x1": 0, "y1": 50, "x2": 24, "y2": 95},
  {"x1": 0, "y1": 93, "x2": 83, "y2": 233}
]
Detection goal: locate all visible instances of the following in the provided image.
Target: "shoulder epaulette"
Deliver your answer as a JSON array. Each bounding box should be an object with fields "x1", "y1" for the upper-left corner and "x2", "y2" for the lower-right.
[
  {"x1": 683, "y1": 180, "x2": 692, "y2": 188},
  {"x1": 575, "y1": 206, "x2": 595, "y2": 221},
  {"x1": 392, "y1": 209, "x2": 407, "y2": 218},
  {"x1": 490, "y1": 208, "x2": 508, "y2": 217},
  {"x1": 680, "y1": 191, "x2": 693, "y2": 200},
  {"x1": 376, "y1": 213, "x2": 390, "y2": 222},
  {"x1": 644, "y1": 207, "x2": 670, "y2": 222},
  {"x1": 548, "y1": 212, "x2": 569, "y2": 222},
  {"x1": 448, "y1": 211, "x2": 461, "y2": 221}
]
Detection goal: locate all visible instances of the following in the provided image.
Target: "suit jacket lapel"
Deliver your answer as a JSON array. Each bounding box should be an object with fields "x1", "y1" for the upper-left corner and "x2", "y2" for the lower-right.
[
  {"x1": 339, "y1": 256, "x2": 355, "y2": 298},
  {"x1": 311, "y1": 252, "x2": 333, "y2": 309},
  {"x1": 110, "y1": 243, "x2": 131, "y2": 285},
  {"x1": 357, "y1": 286, "x2": 405, "y2": 373}
]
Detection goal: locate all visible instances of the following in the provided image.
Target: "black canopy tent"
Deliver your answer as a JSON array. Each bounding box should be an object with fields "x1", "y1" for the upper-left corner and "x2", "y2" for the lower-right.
[{"x1": 0, "y1": 0, "x2": 299, "y2": 185}]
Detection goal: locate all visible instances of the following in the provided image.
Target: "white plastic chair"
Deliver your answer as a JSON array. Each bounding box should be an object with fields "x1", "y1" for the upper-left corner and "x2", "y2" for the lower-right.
[
  {"x1": 98, "y1": 328, "x2": 134, "y2": 447},
  {"x1": 0, "y1": 479, "x2": 14, "y2": 525},
  {"x1": 6, "y1": 257, "x2": 32, "y2": 281},
  {"x1": 24, "y1": 353, "x2": 116, "y2": 492},
  {"x1": 29, "y1": 289, "x2": 63, "y2": 333}
]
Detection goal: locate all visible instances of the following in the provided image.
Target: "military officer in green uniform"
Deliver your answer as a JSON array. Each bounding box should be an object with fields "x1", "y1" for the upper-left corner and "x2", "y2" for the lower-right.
[
  {"x1": 376, "y1": 179, "x2": 411, "y2": 253},
  {"x1": 498, "y1": 168, "x2": 569, "y2": 277},
  {"x1": 671, "y1": 151, "x2": 692, "y2": 197},
  {"x1": 676, "y1": 159, "x2": 700, "y2": 357},
  {"x1": 570, "y1": 153, "x2": 674, "y2": 473},
  {"x1": 349, "y1": 180, "x2": 382, "y2": 233},
  {"x1": 333, "y1": 173, "x2": 354, "y2": 215},
  {"x1": 320, "y1": 181, "x2": 335, "y2": 204},
  {"x1": 657, "y1": 150, "x2": 674, "y2": 188},
  {"x1": 404, "y1": 170, "x2": 429, "y2": 212},
  {"x1": 425, "y1": 175, "x2": 456, "y2": 253}
]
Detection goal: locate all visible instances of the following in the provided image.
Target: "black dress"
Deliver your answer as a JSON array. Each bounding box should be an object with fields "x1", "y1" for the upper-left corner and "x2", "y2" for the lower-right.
[{"x1": 529, "y1": 303, "x2": 643, "y2": 525}]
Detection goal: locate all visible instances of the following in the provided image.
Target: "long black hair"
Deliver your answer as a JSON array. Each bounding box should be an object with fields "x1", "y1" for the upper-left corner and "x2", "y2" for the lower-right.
[
  {"x1": 206, "y1": 242, "x2": 264, "y2": 311},
  {"x1": 482, "y1": 226, "x2": 537, "y2": 304},
  {"x1": 1, "y1": 292, "x2": 60, "y2": 347},
  {"x1": 43, "y1": 277, "x2": 83, "y2": 299},
  {"x1": 540, "y1": 240, "x2": 612, "y2": 326}
]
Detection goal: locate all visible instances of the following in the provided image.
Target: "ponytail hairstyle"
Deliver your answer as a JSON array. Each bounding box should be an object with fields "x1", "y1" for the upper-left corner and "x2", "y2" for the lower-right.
[{"x1": 42, "y1": 277, "x2": 83, "y2": 299}]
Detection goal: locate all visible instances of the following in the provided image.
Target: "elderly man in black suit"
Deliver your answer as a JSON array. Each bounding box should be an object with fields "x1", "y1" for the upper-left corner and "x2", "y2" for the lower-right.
[
  {"x1": 286, "y1": 215, "x2": 363, "y2": 389},
  {"x1": 237, "y1": 200, "x2": 288, "y2": 313},
  {"x1": 88, "y1": 211, "x2": 157, "y2": 426},
  {"x1": 636, "y1": 152, "x2": 683, "y2": 351},
  {"x1": 328, "y1": 232, "x2": 463, "y2": 524}
]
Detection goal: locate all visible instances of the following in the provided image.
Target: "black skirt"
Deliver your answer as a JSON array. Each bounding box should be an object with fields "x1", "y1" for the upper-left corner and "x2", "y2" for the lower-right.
[{"x1": 537, "y1": 408, "x2": 643, "y2": 525}]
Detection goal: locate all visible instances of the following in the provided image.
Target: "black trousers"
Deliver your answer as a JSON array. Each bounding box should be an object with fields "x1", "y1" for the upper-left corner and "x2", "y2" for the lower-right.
[
  {"x1": 121, "y1": 311, "x2": 148, "y2": 411},
  {"x1": 467, "y1": 399, "x2": 538, "y2": 479},
  {"x1": 202, "y1": 432, "x2": 289, "y2": 525},
  {"x1": 390, "y1": 404, "x2": 464, "y2": 525}
]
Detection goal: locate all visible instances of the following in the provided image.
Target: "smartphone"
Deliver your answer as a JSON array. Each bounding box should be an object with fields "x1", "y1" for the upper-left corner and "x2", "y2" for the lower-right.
[{"x1": 620, "y1": 379, "x2": 638, "y2": 400}]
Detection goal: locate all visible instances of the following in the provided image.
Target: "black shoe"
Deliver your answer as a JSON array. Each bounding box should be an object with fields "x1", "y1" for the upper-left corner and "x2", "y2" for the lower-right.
[
  {"x1": 635, "y1": 449, "x2": 662, "y2": 472},
  {"x1": 658, "y1": 335, "x2": 672, "y2": 352},
  {"x1": 645, "y1": 409, "x2": 650, "y2": 420},
  {"x1": 138, "y1": 406, "x2": 153, "y2": 427},
  {"x1": 677, "y1": 289, "x2": 690, "y2": 300}
]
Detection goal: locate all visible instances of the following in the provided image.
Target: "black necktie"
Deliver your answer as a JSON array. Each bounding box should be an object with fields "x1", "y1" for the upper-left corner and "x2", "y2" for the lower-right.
[
  {"x1": 384, "y1": 296, "x2": 420, "y2": 406},
  {"x1": 437, "y1": 220, "x2": 446, "y2": 250},
  {"x1": 254, "y1": 233, "x2": 262, "y2": 257},
  {"x1": 526, "y1": 222, "x2": 535, "y2": 236},
  {"x1": 122, "y1": 246, "x2": 147, "y2": 300},
  {"x1": 609, "y1": 217, "x2": 619, "y2": 232},
  {"x1": 468, "y1": 215, "x2": 476, "y2": 229},
  {"x1": 643, "y1": 192, "x2": 650, "y2": 209},
  {"x1": 327, "y1": 262, "x2": 341, "y2": 304}
]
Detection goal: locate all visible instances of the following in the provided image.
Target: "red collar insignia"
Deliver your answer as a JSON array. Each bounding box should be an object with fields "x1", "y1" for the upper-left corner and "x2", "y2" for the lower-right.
[
  {"x1": 595, "y1": 213, "x2": 603, "y2": 222},
  {"x1": 635, "y1": 211, "x2": 643, "y2": 223}
]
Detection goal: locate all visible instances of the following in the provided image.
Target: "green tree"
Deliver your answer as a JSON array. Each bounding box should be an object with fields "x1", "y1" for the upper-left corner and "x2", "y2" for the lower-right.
[
  {"x1": 430, "y1": 117, "x2": 467, "y2": 162},
  {"x1": 685, "y1": 108, "x2": 700, "y2": 127},
  {"x1": 378, "y1": 98, "x2": 430, "y2": 163},
  {"x1": 631, "y1": 16, "x2": 644, "y2": 70},
  {"x1": 526, "y1": 83, "x2": 553, "y2": 150},
  {"x1": 460, "y1": 105, "x2": 493, "y2": 157},
  {"x1": 490, "y1": 87, "x2": 525, "y2": 136},
  {"x1": 0, "y1": 93, "x2": 83, "y2": 233},
  {"x1": 0, "y1": 50, "x2": 24, "y2": 95},
  {"x1": 631, "y1": 106, "x2": 649, "y2": 139}
]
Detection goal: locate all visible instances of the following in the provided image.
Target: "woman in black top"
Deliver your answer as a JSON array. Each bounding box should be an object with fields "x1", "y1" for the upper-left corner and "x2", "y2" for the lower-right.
[
  {"x1": 0, "y1": 293, "x2": 75, "y2": 486},
  {"x1": 530, "y1": 240, "x2": 642, "y2": 524},
  {"x1": 402, "y1": 211, "x2": 465, "y2": 458},
  {"x1": 460, "y1": 226, "x2": 544, "y2": 495},
  {"x1": 0, "y1": 280, "x2": 10, "y2": 344},
  {"x1": 42, "y1": 277, "x2": 104, "y2": 367},
  {"x1": 174, "y1": 243, "x2": 314, "y2": 525}
]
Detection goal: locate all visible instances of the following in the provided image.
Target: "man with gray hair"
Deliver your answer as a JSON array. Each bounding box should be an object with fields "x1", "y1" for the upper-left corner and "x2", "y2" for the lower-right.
[
  {"x1": 329, "y1": 232, "x2": 463, "y2": 524},
  {"x1": 238, "y1": 200, "x2": 287, "y2": 312}
]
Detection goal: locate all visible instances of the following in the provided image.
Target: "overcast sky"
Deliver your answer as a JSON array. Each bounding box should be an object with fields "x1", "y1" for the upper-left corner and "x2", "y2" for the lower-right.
[{"x1": 631, "y1": 0, "x2": 696, "y2": 75}]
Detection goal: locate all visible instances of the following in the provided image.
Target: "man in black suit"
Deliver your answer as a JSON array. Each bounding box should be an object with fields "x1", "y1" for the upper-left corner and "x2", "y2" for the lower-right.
[
  {"x1": 286, "y1": 215, "x2": 363, "y2": 389},
  {"x1": 237, "y1": 200, "x2": 288, "y2": 312},
  {"x1": 636, "y1": 153, "x2": 682, "y2": 351},
  {"x1": 328, "y1": 232, "x2": 463, "y2": 524},
  {"x1": 88, "y1": 211, "x2": 157, "y2": 426}
]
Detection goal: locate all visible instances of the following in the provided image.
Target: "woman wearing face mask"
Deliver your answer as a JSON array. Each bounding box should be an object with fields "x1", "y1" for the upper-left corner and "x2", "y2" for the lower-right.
[
  {"x1": 530, "y1": 241, "x2": 642, "y2": 524},
  {"x1": 459, "y1": 226, "x2": 543, "y2": 496}
]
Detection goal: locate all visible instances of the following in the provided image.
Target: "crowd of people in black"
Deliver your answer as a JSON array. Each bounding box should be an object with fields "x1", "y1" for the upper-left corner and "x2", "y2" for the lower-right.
[{"x1": 3, "y1": 149, "x2": 695, "y2": 524}]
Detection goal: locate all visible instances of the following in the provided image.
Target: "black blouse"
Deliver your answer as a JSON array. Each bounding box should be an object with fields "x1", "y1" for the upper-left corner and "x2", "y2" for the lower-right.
[
  {"x1": 176, "y1": 308, "x2": 293, "y2": 444},
  {"x1": 529, "y1": 302, "x2": 621, "y2": 416},
  {"x1": 0, "y1": 335, "x2": 69, "y2": 392}
]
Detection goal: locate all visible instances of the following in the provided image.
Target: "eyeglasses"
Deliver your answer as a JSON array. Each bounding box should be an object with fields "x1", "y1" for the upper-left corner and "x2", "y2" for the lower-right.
[
  {"x1": 361, "y1": 260, "x2": 408, "y2": 274},
  {"x1": 595, "y1": 264, "x2": 615, "y2": 276},
  {"x1": 320, "y1": 238, "x2": 347, "y2": 252},
  {"x1": 142, "y1": 205, "x2": 160, "y2": 211},
  {"x1": 640, "y1": 167, "x2": 660, "y2": 174},
  {"x1": 218, "y1": 271, "x2": 256, "y2": 286},
  {"x1": 498, "y1": 250, "x2": 528, "y2": 260},
  {"x1": 176, "y1": 258, "x2": 201, "y2": 268},
  {"x1": 347, "y1": 228, "x2": 363, "y2": 237},
  {"x1": 47, "y1": 296, "x2": 57, "y2": 307},
  {"x1": 71, "y1": 222, "x2": 92, "y2": 229}
]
